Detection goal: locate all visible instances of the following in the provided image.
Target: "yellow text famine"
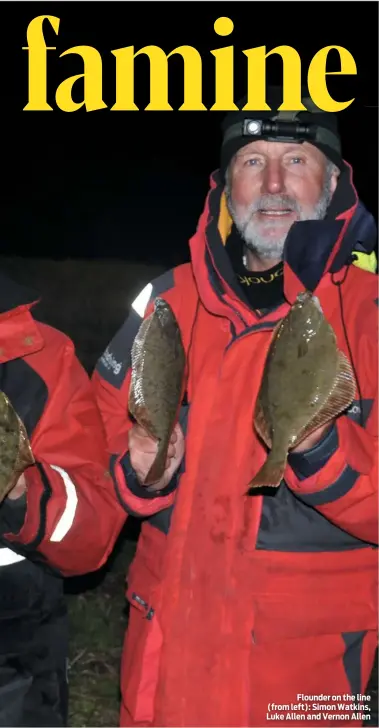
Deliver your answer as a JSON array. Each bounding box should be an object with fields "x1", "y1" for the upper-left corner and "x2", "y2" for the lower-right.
[{"x1": 23, "y1": 15, "x2": 358, "y2": 113}]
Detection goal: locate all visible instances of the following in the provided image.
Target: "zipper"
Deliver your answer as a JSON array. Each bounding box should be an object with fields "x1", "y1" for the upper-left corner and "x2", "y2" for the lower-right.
[{"x1": 131, "y1": 592, "x2": 155, "y2": 621}]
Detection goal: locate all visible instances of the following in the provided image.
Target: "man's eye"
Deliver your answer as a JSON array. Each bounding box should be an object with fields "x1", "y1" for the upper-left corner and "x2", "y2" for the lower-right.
[
  {"x1": 244, "y1": 158, "x2": 261, "y2": 167},
  {"x1": 290, "y1": 157, "x2": 304, "y2": 165}
]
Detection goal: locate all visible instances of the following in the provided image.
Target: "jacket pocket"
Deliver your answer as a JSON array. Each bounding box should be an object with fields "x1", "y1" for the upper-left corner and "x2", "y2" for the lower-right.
[{"x1": 250, "y1": 593, "x2": 378, "y2": 645}]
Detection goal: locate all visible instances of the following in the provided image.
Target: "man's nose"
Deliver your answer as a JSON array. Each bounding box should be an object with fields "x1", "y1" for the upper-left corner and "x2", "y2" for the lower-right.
[{"x1": 261, "y1": 160, "x2": 286, "y2": 195}]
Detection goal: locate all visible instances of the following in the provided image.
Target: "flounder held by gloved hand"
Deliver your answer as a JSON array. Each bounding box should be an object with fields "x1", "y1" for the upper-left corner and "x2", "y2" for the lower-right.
[
  {"x1": 247, "y1": 291, "x2": 356, "y2": 493},
  {"x1": 0, "y1": 391, "x2": 35, "y2": 503},
  {"x1": 128, "y1": 297, "x2": 186, "y2": 485}
]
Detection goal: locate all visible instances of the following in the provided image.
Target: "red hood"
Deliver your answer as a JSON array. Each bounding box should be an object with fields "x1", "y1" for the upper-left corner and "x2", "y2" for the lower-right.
[{"x1": 188, "y1": 160, "x2": 375, "y2": 333}]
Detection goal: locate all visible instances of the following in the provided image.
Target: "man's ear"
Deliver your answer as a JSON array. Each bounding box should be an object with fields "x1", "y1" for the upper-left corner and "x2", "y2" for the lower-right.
[{"x1": 330, "y1": 165, "x2": 340, "y2": 195}]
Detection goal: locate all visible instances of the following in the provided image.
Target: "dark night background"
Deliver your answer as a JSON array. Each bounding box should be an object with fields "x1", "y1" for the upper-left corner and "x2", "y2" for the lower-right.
[{"x1": 0, "y1": 1, "x2": 377, "y2": 270}]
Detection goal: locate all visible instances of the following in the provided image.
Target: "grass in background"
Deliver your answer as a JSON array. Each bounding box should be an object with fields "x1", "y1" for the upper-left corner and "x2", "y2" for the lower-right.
[{"x1": 65, "y1": 528, "x2": 138, "y2": 727}]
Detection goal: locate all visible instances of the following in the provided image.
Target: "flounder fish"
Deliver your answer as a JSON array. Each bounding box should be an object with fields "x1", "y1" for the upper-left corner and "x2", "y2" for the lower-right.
[
  {"x1": 0, "y1": 391, "x2": 35, "y2": 503},
  {"x1": 128, "y1": 297, "x2": 186, "y2": 485},
  {"x1": 247, "y1": 290, "x2": 356, "y2": 493}
]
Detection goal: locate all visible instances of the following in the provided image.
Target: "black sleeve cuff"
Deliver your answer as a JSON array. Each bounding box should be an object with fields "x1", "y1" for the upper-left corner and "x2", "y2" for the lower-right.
[
  {"x1": 0, "y1": 493, "x2": 27, "y2": 537},
  {"x1": 287, "y1": 424, "x2": 339, "y2": 480},
  {"x1": 120, "y1": 451, "x2": 179, "y2": 499}
]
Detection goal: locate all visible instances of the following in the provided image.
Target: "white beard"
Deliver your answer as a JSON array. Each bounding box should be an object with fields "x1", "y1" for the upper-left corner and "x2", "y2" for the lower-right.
[{"x1": 226, "y1": 163, "x2": 335, "y2": 262}]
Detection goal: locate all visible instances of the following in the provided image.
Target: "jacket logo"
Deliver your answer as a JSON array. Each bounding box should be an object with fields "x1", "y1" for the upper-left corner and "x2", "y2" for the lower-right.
[
  {"x1": 347, "y1": 403, "x2": 361, "y2": 418},
  {"x1": 238, "y1": 268, "x2": 283, "y2": 286},
  {"x1": 99, "y1": 347, "x2": 122, "y2": 376},
  {"x1": 346, "y1": 399, "x2": 373, "y2": 427}
]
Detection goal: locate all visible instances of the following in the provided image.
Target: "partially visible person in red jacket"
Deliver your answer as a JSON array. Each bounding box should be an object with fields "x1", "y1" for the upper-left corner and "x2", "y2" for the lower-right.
[
  {"x1": 93, "y1": 86, "x2": 378, "y2": 727},
  {"x1": 0, "y1": 276, "x2": 127, "y2": 727}
]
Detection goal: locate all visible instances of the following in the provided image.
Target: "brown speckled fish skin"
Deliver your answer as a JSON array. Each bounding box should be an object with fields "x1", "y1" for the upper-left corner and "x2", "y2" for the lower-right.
[
  {"x1": 0, "y1": 391, "x2": 35, "y2": 503},
  {"x1": 247, "y1": 291, "x2": 356, "y2": 493},
  {"x1": 128, "y1": 297, "x2": 186, "y2": 485}
]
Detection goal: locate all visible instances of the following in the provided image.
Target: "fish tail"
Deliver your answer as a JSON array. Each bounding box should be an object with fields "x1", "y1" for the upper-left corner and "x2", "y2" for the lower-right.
[
  {"x1": 246, "y1": 451, "x2": 287, "y2": 494},
  {"x1": 144, "y1": 439, "x2": 168, "y2": 486}
]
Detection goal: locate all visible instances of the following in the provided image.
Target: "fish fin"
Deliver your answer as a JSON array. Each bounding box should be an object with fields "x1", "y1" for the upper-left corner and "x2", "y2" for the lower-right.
[
  {"x1": 128, "y1": 385, "x2": 137, "y2": 419},
  {"x1": 246, "y1": 451, "x2": 287, "y2": 493},
  {"x1": 292, "y1": 350, "x2": 356, "y2": 448},
  {"x1": 252, "y1": 319, "x2": 285, "y2": 447},
  {"x1": 254, "y1": 394, "x2": 273, "y2": 449},
  {"x1": 143, "y1": 439, "x2": 169, "y2": 486},
  {"x1": 128, "y1": 398, "x2": 159, "y2": 441}
]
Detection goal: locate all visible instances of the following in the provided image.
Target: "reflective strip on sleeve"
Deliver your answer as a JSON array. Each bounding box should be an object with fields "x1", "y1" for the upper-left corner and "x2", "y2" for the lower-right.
[
  {"x1": 0, "y1": 548, "x2": 25, "y2": 566},
  {"x1": 49, "y1": 465, "x2": 78, "y2": 542},
  {"x1": 131, "y1": 283, "x2": 153, "y2": 318},
  {"x1": 0, "y1": 465, "x2": 79, "y2": 567}
]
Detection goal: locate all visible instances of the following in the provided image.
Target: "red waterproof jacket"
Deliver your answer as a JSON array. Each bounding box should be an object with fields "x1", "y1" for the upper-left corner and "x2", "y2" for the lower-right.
[
  {"x1": 93, "y1": 162, "x2": 378, "y2": 728},
  {"x1": 0, "y1": 274, "x2": 126, "y2": 576}
]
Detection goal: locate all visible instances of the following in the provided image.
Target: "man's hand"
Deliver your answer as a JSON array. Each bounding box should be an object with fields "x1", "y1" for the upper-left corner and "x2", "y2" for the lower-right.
[
  {"x1": 128, "y1": 422, "x2": 185, "y2": 492},
  {"x1": 6, "y1": 473, "x2": 27, "y2": 501},
  {"x1": 291, "y1": 422, "x2": 333, "y2": 453}
]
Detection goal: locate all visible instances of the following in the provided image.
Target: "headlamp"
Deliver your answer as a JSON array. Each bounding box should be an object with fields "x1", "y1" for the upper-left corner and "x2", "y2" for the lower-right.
[
  {"x1": 222, "y1": 118, "x2": 341, "y2": 157},
  {"x1": 243, "y1": 118, "x2": 316, "y2": 143}
]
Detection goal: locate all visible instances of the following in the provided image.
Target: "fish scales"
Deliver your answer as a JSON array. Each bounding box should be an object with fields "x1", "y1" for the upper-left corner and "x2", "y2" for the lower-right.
[
  {"x1": 129, "y1": 297, "x2": 186, "y2": 485},
  {"x1": 0, "y1": 391, "x2": 35, "y2": 503},
  {"x1": 247, "y1": 291, "x2": 356, "y2": 493}
]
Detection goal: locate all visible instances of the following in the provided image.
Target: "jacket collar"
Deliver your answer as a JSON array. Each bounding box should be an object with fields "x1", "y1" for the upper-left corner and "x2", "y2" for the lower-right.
[{"x1": 0, "y1": 272, "x2": 44, "y2": 361}]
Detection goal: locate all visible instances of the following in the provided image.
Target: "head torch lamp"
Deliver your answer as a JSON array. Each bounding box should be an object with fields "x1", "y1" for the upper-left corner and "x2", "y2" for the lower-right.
[
  {"x1": 243, "y1": 118, "x2": 316, "y2": 143},
  {"x1": 223, "y1": 118, "x2": 341, "y2": 156}
]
